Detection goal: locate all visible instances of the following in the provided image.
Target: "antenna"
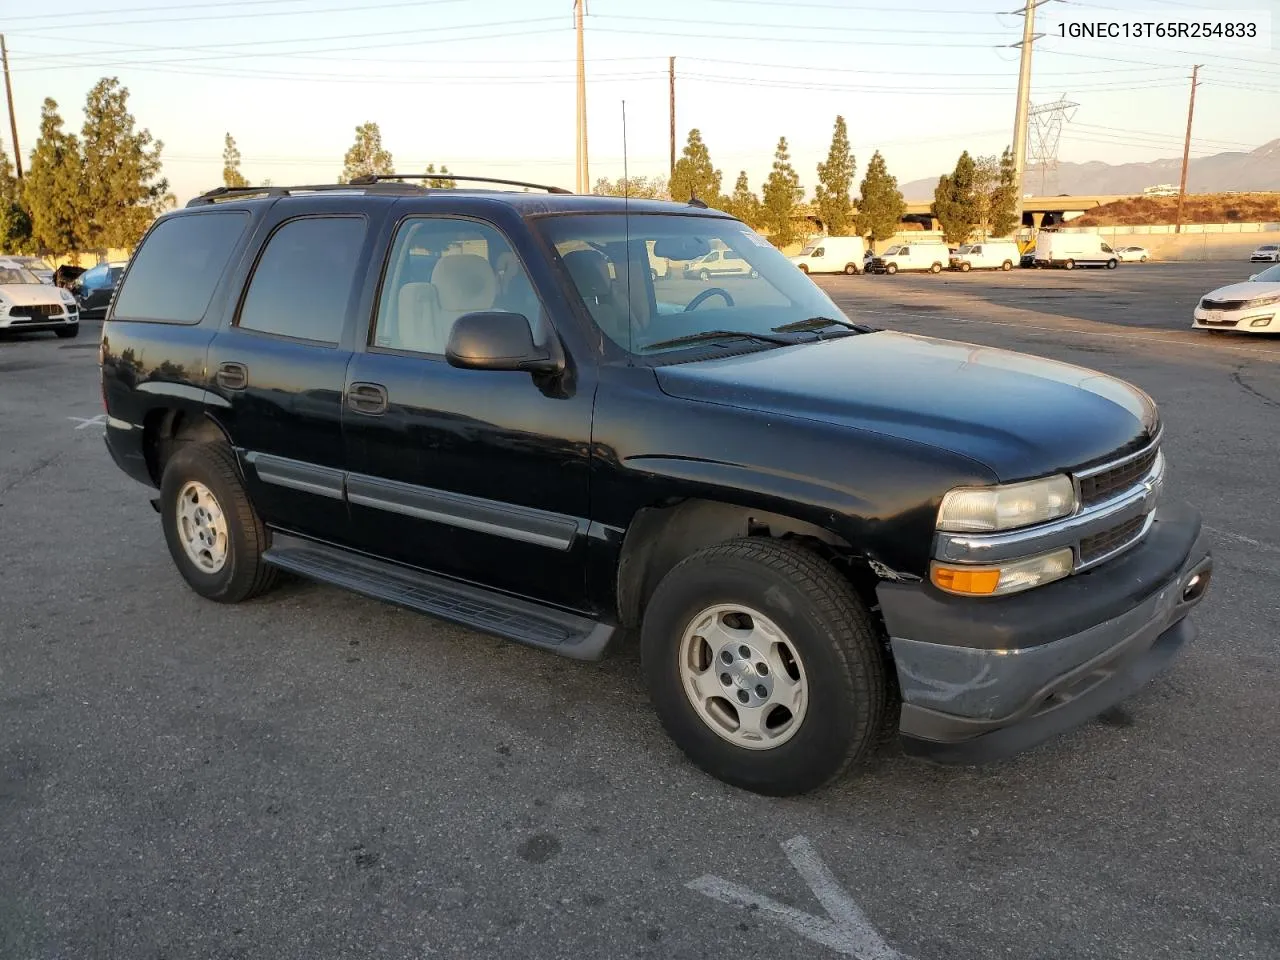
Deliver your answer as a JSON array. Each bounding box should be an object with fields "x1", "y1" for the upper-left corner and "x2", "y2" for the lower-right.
[{"x1": 622, "y1": 98, "x2": 633, "y2": 362}]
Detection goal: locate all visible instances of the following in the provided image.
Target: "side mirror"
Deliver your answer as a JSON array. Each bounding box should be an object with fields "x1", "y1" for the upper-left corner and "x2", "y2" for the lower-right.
[{"x1": 445, "y1": 311, "x2": 562, "y2": 374}]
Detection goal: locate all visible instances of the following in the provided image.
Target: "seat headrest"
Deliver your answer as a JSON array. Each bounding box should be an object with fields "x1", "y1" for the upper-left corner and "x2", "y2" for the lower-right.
[
  {"x1": 431, "y1": 254, "x2": 497, "y2": 312},
  {"x1": 561, "y1": 249, "x2": 612, "y2": 301}
]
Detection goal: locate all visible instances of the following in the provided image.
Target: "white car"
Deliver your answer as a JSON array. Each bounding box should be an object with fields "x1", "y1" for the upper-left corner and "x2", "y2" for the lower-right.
[
  {"x1": 1192, "y1": 263, "x2": 1280, "y2": 334},
  {"x1": 682, "y1": 248, "x2": 758, "y2": 281},
  {"x1": 0, "y1": 258, "x2": 80, "y2": 337},
  {"x1": 7, "y1": 255, "x2": 55, "y2": 283},
  {"x1": 1117, "y1": 246, "x2": 1150, "y2": 263},
  {"x1": 1250, "y1": 244, "x2": 1279, "y2": 263}
]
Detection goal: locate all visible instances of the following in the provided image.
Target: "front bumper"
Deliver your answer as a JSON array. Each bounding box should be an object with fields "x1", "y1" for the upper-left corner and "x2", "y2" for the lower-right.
[
  {"x1": 876, "y1": 500, "x2": 1212, "y2": 763},
  {"x1": 0, "y1": 309, "x2": 78, "y2": 332},
  {"x1": 1193, "y1": 306, "x2": 1275, "y2": 331}
]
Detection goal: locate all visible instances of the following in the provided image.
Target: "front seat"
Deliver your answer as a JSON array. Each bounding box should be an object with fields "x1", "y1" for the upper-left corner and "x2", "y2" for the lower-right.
[
  {"x1": 431, "y1": 254, "x2": 498, "y2": 349},
  {"x1": 561, "y1": 249, "x2": 627, "y2": 341}
]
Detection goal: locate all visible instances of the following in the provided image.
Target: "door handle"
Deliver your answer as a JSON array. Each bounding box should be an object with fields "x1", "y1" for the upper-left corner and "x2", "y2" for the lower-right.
[
  {"x1": 347, "y1": 381, "x2": 389, "y2": 416},
  {"x1": 215, "y1": 362, "x2": 248, "y2": 391}
]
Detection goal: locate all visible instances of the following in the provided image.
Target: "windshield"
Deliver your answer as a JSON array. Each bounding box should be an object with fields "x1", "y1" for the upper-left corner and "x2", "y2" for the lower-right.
[
  {"x1": 956, "y1": 245, "x2": 975, "y2": 255},
  {"x1": 1258, "y1": 246, "x2": 1277, "y2": 252},
  {"x1": 882, "y1": 246, "x2": 902, "y2": 256},
  {"x1": 0, "y1": 266, "x2": 40, "y2": 284},
  {"x1": 1252, "y1": 264, "x2": 1280, "y2": 282},
  {"x1": 798, "y1": 244, "x2": 817, "y2": 256},
  {"x1": 535, "y1": 213, "x2": 855, "y2": 356}
]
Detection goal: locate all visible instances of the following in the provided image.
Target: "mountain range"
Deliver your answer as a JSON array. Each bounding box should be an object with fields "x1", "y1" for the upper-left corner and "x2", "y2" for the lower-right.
[{"x1": 899, "y1": 138, "x2": 1280, "y2": 201}]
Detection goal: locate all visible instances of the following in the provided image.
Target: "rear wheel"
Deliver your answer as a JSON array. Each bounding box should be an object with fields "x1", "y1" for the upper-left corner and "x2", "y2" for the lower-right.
[
  {"x1": 1001, "y1": 260, "x2": 1012, "y2": 271},
  {"x1": 1064, "y1": 259, "x2": 1075, "y2": 271},
  {"x1": 641, "y1": 538, "x2": 888, "y2": 796},
  {"x1": 160, "y1": 442, "x2": 277, "y2": 603}
]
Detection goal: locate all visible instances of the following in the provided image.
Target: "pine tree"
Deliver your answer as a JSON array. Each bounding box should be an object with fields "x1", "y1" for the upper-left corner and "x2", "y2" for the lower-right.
[
  {"x1": 340, "y1": 122, "x2": 393, "y2": 183},
  {"x1": 668, "y1": 129, "x2": 722, "y2": 205},
  {"x1": 0, "y1": 142, "x2": 32, "y2": 253},
  {"x1": 723, "y1": 170, "x2": 762, "y2": 228},
  {"x1": 814, "y1": 115, "x2": 855, "y2": 236},
  {"x1": 24, "y1": 98, "x2": 83, "y2": 257},
  {"x1": 970, "y1": 154, "x2": 1000, "y2": 238},
  {"x1": 761, "y1": 136, "x2": 802, "y2": 248},
  {"x1": 932, "y1": 151, "x2": 977, "y2": 245},
  {"x1": 855, "y1": 150, "x2": 906, "y2": 247},
  {"x1": 425, "y1": 163, "x2": 457, "y2": 189},
  {"x1": 80, "y1": 77, "x2": 168, "y2": 250},
  {"x1": 222, "y1": 132, "x2": 248, "y2": 188},
  {"x1": 989, "y1": 147, "x2": 1019, "y2": 238}
]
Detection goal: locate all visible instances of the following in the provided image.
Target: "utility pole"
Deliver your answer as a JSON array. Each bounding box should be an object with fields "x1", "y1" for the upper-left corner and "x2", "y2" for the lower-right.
[
  {"x1": 1008, "y1": 0, "x2": 1040, "y2": 232},
  {"x1": 1, "y1": 35, "x2": 21, "y2": 179},
  {"x1": 574, "y1": 0, "x2": 588, "y2": 193},
  {"x1": 1174, "y1": 65, "x2": 1202, "y2": 235},
  {"x1": 669, "y1": 56, "x2": 676, "y2": 178}
]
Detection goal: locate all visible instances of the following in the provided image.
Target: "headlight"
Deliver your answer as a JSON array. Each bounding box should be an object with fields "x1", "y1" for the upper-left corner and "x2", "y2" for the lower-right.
[
  {"x1": 59, "y1": 289, "x2": 76, "y2": 305},
  {"x1": 931, "y1": 547, "x2": 1074, "y2": 597},
  {"x1": 1249, "y1": 294, "x2": 1280, "y2": 308},
  {"x1": 936, "y1": 474, "x2": 1076, "y2": 533}
]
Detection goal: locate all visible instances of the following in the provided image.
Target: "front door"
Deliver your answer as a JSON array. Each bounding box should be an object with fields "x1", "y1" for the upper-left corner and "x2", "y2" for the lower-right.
[
  {"x1": 341, "y1": 212, "x2": 594, "y2": 610},
  {"x1": 205, "y1": 204, "x2": 380, "y2": 543}
]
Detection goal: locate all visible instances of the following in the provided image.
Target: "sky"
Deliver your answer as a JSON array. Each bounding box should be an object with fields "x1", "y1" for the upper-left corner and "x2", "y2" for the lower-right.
[{"x1": 2, "y1": 0, "x2": 1277, "y2": 205}]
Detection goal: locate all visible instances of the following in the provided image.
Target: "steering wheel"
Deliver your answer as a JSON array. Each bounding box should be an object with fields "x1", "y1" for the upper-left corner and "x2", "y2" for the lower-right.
[{"x1": 684, "y1": 287, "x2": 735, "y2": 311}]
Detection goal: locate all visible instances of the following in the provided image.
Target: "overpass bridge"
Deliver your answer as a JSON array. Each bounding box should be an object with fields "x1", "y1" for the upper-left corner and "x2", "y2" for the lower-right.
[{"x1": 903, "y1": 194, "x2": 1137, "y2": 229}]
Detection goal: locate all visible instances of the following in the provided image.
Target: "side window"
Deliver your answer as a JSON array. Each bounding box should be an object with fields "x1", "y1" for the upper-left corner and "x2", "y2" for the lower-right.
[
  {"x1": 114, "y1": 213, "x2": 250, "y2": 324},
  {"x1": 813, "y1": 247, "x2": 825, "y2": 258},
  {"x1": 371, "y1": 216, "x2": 546, "y2": 356},
  {"x1": 237, "y1": 216, "x2": 366, "y2": 344},
  {"x1": 899, "y1": 247, "x2": 909, "y2": 256}
]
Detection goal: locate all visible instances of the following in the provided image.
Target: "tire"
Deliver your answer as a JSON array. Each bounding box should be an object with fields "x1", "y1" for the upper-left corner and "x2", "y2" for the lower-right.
[
  {"x1": 1064, "y1": 259, "x2": 1075, "y2": 271},
  {"x1": 843, "y1": 263, "x2": 858, "y2": 275},
  {"x1": 159, "y1": 441, "x2": 277, "y2": 604},
  {"x1": 54, "y1": 324, "x2": 79, "y2": 339},
  {"x1": 959, "y1": 262, "x2": 971, "y2": 273},
  {"x1": 1140, "y1": 256, "x2": 1149, "y2": 263},
  {"x1": 929, "y1": 262, "x2": 942, "y2": 274},
  {"x1": 650, "y1": 268, "x2": 658, "y2": 281},
  {"x1": 1106, "y1": 259, "x2": 1118, "y2": 270},
  {"x1": 1001, "y1": 260, "x2": 1012, "y2": 271},
  {"x1": 797, "y1": 264, "x2": 809, "y2": 274},
  {"x1": 749, "y1": 269, "x2": 759, "y2": 279},
  {"x1": 640, "y1": 538, "x2": 888, "y2": 796},
  {"x1": 699, "y1": 269, "x2": 710, "y2": 281},
  {"x1": 885, "y1": 263, "x2": 898, "y2": 275}
]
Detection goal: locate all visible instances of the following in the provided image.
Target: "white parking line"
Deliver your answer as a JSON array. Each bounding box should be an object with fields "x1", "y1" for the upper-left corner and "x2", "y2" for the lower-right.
[
  {"x1": 67, "y1": 415, "x2": 107, "y2": 430},
  {"x1": 687, "y1": 835, "x2": 911, "y2": 959},
  {"x1": 1204, "y1": 525, "x2": 1280, "y2": 554}
]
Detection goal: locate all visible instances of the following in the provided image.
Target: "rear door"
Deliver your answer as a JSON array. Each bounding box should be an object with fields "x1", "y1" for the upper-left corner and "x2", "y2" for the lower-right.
[
  {"x1": 341, "y1": 208, "x2": 595, "y2": 609},
  {"x1": 205, "y1": 197, "x2": 388, "y2": 543}
]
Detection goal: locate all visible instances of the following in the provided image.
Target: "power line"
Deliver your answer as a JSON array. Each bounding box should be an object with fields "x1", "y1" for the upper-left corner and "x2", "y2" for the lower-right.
[{"x1": 7, "y1": 0, "x2": 467, "y2": 31}]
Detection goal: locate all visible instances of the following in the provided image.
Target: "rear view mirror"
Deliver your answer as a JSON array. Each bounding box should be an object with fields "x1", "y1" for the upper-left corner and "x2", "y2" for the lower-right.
[
  {"x1": 446, "y1": 311, "x2": 562, "y2": 374},
  {"x1": 653, "y1": 236, "x2": 711, "y2": 261}
]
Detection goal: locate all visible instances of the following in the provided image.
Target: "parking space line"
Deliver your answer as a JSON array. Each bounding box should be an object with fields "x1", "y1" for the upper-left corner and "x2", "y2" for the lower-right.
[{"x1": 687, "y1": 835, "x2": 910, "y2": 959}]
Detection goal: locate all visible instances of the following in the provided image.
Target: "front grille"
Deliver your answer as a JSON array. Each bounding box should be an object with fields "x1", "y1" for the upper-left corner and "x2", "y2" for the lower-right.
[
  {"x1": 1080, "y1": 514, "x2": 1147, "y2": 564},
  {"x1": 9, "y1": 304, "x2": 63, "y2": 319},
  {"x1": 1201, "y1": 298, "x2": 1249, "y2": 311},
  {"x1": 1198, "y1": 316, "x2": 1239, "y2": 327},
  {"x1": 1078, "y1": 446, "x2": 1158, "y2": 506}
]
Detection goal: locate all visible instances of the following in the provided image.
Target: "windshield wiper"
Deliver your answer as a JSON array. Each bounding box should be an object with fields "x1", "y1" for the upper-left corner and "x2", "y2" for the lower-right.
[
  {"x1": 643, "y1": 329, "x2": 795, "y2": 351},
  {"x1": 772, "y1": 316, "x2": 878, "y2": 335}
]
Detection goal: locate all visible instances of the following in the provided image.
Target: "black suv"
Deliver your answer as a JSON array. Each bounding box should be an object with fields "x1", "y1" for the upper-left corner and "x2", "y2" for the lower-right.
[{"x1": 101, "y1": 176, "x2": 1212, "y2": 796}]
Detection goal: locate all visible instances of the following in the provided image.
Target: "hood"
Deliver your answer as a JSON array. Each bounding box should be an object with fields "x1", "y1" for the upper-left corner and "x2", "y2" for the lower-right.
[
  {"x1": 1205, "y1": 280, "x2": 1280, "y2": 301},
  {"x1": 0, "y1": 283, "x2": 65, "y2": 307},
  {"x1": 654, "y1": 331, "x2": 1159, "y2": 481}
]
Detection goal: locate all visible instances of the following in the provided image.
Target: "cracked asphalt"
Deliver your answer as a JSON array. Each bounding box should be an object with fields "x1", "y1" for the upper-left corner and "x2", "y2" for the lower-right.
[{"x1": 1, "y1": 261, "x2": 1277, "y2": 960}]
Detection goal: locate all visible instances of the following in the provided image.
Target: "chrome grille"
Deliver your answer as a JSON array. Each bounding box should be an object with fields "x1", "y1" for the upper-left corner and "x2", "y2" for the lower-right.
[
  {"x1": 1079, "y1": 447, "x2": 1159, "y2": 507},
  {"x1": 9, "y1": 304, "x2": 63, "y2": 319},
  {"x1": 1200, "y1": 297, "x2": 1249, "y2": 311},
  {"x1": 1079, "y1": 514, "x2": 1147, "y2": 565}
]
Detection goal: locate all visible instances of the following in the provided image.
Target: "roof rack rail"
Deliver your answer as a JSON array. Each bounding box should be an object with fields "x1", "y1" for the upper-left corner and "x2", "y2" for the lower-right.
[
  {"x1": 186, "y1": 181, "x2": 429, "y2": 207},
  {"x1": 348, "y1": 173, "x2": 572, "y2": 194}
]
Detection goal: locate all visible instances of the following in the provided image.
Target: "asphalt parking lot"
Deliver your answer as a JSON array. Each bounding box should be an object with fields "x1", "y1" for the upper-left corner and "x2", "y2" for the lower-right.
[{"x1": 1, "y1": 261, "x2": 1277, "y2": 960}]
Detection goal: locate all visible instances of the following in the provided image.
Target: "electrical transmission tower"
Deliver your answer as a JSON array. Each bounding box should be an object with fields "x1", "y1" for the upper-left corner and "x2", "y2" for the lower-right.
[{"x1": 1026, "y1": 96, "x2": 1078, "y2": 196}]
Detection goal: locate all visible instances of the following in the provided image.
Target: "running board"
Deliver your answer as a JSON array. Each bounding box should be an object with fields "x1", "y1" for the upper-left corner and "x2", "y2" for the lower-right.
[{"x1": 262, "y1": 535, "x2": 617, "y2": 661}]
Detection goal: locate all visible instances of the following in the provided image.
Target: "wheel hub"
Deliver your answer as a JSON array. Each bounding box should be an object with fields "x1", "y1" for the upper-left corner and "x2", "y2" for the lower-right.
[{"x1": 176, "y1": 480, "x2": 229, "y2": 575}]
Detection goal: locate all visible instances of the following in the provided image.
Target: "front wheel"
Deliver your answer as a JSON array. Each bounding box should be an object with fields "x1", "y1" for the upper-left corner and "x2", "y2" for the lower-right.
[
  {"x1": 885, "y1": 263, "x2": 898, "y2": 275},
  {"x1": 699, "y1": 269, "x2": 710, "y2": 281},
  {"x1": 959, "y1": 262, "x2": 971, "y2": 273},
  {"x1": 54, "y1": 324, "x2": 79, "y2": 339},
  {"x1": 797, "y1": 264, "x2": 809, "y2": 274},
  {"x1": 1064, "y1": 259, "x2": 1075, "y2": 271},
  {"x1": 1106, "y1": 259, "x2": 1118, "y2": 270},
  {"x1": 843, "y1": 263, "x2": 858, "y2": 275},
  {"x1": 641, "y1": 538, "x2": 888, "y2": 796},
  {"x1": 1001, "y1": 260, "x2": 1012, "y2": 271},
  {"x1": 160, "y1": 442, "x2": 277, "y2": 603}
]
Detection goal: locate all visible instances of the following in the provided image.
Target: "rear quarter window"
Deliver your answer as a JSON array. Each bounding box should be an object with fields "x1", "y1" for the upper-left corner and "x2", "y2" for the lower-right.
[{"x1": 112, "y1": 212, "x2": 250, "y2": 324}]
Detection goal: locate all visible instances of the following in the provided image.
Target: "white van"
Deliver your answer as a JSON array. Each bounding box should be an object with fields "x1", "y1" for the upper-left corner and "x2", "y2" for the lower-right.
[
  {"x1": 790, "y1": 236, "x2": 867, "y2": 275},
  {"x1": 1034, "y1": 232, "x2": 1119, "y2": 270},
  {"x1": 867, "y1": 243, "x2": 948, "y2": 275},
  {"x1": 949, "y1": 240, "x2": 1020, "y2": 272}
]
